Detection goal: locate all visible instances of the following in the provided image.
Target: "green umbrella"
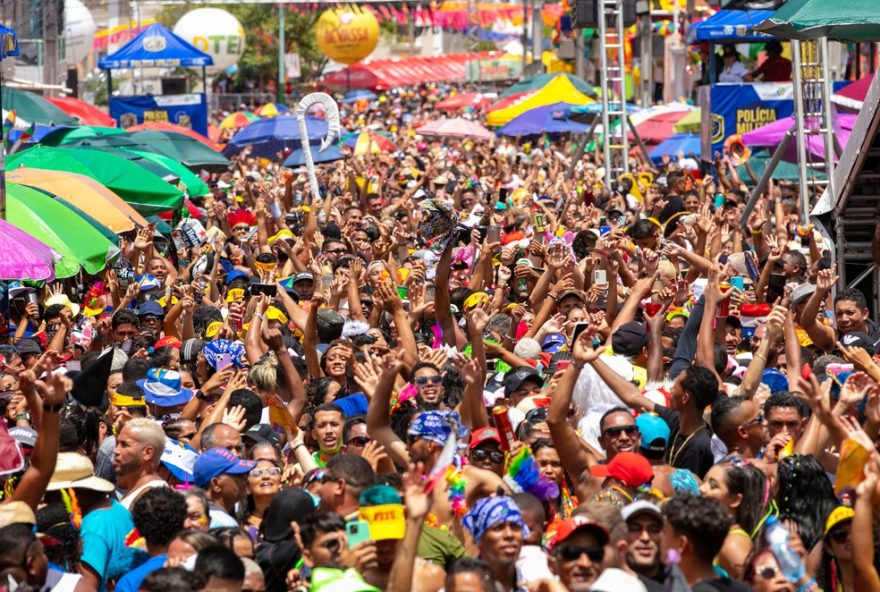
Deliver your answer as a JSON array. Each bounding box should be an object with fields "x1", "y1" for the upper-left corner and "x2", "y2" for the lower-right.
[
  {"x1": 756, "y1": 0, "x2": 880, "y2": 41},
  {"x1": 8, "y1": 145, "x2": 184, "y2": 216},
  {"x1": 674, "y1": 109, "x2": 702, "y2": 134},
  {"x1": 1, "y1": 87, "x2": 78, "y2": 126},
  {"x1": 40, "y1": 125, "x2": 127, "y2": 146},
  {"x1": 735, "y1": 149, "x2": 824, "y2": 182},
  {"x1": 7, "y1": 183, "x2": 119, "y2": 277},
  {"x1": 122, "y1": 149, "x2": 211, "y2": 197},
  {"x1": 128, "y1": 130, "x2": 230, "y2": 172},
  {"x1": 500, "y1": 73, "x2": 598, "y2": 99}
]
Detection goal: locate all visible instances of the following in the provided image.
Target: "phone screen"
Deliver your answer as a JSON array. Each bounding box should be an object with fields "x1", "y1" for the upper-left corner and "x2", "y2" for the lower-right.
[
  {"x1": 572, "y1": 322, "x2": 590, "y2": 343},
  {"x1": 216, "y1": 353, "x2": 233, "y2": 371}
]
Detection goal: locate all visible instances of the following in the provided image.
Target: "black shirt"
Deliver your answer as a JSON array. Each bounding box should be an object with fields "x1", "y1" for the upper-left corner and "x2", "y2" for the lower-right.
[{"x1": 655, "y1": 405, "x2": 714, "y2": 479}]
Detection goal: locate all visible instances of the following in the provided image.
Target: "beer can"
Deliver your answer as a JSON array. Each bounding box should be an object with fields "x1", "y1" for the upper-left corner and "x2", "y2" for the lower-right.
[{"x1": 492, "y1": 405, "x2": 517, "y2": 451}]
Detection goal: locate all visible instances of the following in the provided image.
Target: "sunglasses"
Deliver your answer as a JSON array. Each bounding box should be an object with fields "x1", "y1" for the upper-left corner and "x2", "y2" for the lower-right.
[
  {"x1": 470, "y1": 448, "x2": 505, "y2": 465},
  {"x1": 556, "y1": 544, "x2": 604, "y2": 563},
  {"x1": 739, "y1": 412, "x2": 764, "y2": 429},
  {"x1": 828, "y1": 528, "x2": 849, "y2": 544},
  {"x1": 755, "y1": 565, "x2": 780, "y2": 580},
  {"x1": 251, "y1": 467, "x2": 282, "y2": 478},
  {"x1": 602, "y1": 425, "x2": 639, "y2": 438},
  {"x1": 325, "y1": 248, "x2": 347, "y2": 255},
  {"x1": 414, "y1": 375, "x2": 443, "y2": 387},
  {"x1": 347, "y1": 436, "x2": 371, "y2": 447}
]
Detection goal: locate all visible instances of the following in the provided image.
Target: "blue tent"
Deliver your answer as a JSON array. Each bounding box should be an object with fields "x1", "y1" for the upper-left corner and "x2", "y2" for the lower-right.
[
  {"x1": 686, "y1": 10, "x2": 775, "y2": 43},
  {"x1": 225, "y1": 115, "x2": 345, "y2": 159},
  {"x1": 499, "y1": 103, "x2": 590, "y2": 137},
  {"x1": 283, "y1": 145, "x2": 344, "y2": 167},
  {"x1": 99, "y1": 23, "x2": 213, "y2": 69},
  {"x1": 650, "y1": 133, "x2": 701, "y2": 164}
]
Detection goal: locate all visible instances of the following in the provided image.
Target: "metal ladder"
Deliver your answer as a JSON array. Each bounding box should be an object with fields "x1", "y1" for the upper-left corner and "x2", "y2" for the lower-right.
[
  {"x1": 792, "y1": 38, "x2": 837, "y2": 222},
  {"x1": 598, "y1": 0, "x2": 629, "y2": 189}
]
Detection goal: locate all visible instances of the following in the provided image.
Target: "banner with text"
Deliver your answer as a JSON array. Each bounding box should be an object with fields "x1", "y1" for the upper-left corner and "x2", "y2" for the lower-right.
[
  {"x1": 709, "y1": 83, "x2": 794, "y2": 153},
  {"x1": 110, "y1": 93, "x2": 208, "y2": 136}
]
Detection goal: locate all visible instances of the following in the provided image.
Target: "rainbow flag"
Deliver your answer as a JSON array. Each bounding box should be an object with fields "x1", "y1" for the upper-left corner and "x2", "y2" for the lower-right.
[{"x1": 2, "y1": 110, "x2": 15, "y2": 150}]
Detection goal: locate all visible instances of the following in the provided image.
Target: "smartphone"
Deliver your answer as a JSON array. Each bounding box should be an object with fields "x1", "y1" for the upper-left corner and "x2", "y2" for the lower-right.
[
  {"x1": 714, "y1": 194, "x2": 725, "y2": 209},
  {"x1": 497, "y1": 187, "x2": 508, "y2": 207},
  {"x1": 346, "y1": 520, "x2": 371, "y2": 548},
  {"x1": 744, "y1": 251, "x2": 759, "y2": 281},
  {"x1": 216, "y1": 353, "x2": 233, "y2": 371},
  {"x1": 592, "y1": 269, "x2": 607, "y2": 285},
  {"x1": 572, "y1": 322, "x2": 590, "y2": 343},
  {"x1": 533, "y1": 214, "x2": 545, "y2": 232},
  {"x1": 487, "y1": 225, "x2": 501, "y2": 243},
  {"x1": 730, "y1": 276, "x2": 745, "y2": 291},
  {"x1": 767, "y1": 273, "x2": 786, "y2": 302},
  {"x1": 250, "y1": 283, "x2": 277, "y2": 297}
]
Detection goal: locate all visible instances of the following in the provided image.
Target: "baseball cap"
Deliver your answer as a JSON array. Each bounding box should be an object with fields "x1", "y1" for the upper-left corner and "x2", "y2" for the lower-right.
[
  {"x1": 612, "y1": 322, "x2": 650, "y2": 357},
  {"x1": 225, "y1": 270, "x2": 249, "y2": 286},
  {"x1": 621, "y1": 499, "x2": 663, "y2": 522},
  {"x1": 137, "y1": 301, "x2": 165, "y2": 318},
  {"x1": 589, "y1": 451, "x2": 654, "y2": 487},
  {"x1": 547, "y1": 515, "x2": 610, "y2": 551},
  {"x1": 790, "y1": 283, "x2": 815, "y2": 307},
  {"x1": 825, "y1": 506, "x2": 854, "y2": 537},
  {"x1": 542, "y1": 334, "x2": 567, "y2": 354},
  {"x1": 840, "y1": 332, "x2": 876, "y2": 355},
  {"x1": 293, "y1": 272, "x2": 314, "y2": 284},
  {"x1": 359, "y1": 485, "x2": 405, "y2": 541},
  {"x1": 244, "y1": 424, "x2": 280, "y2": 445},
  {"x1": 8, "y1": 426, "x2": 37, "y2": 449},
  {"x1": 193, "y1": 448, "x2": 256, "y2": 487},
  {"x1": 503, "y1": 366, "x2": 544, "y2": 397},
  {"x1": 137, "y1": 368, "x2": 194, "y2": 407},
  {"x1": 634, "y1": 414, "x2": 670, "y2": 455},
  {"x1": 557, "y1": 289, "x2": 586, "y2": 304},
  {"x1": 16, "y1": 338, "x2": 42, "y2": 357},
  {"x1": 161, "y1": 439, "x2": 200, "y2": 482},
  {"x1": 469, "y1": 427, "x2": 502, "y2": 450}
]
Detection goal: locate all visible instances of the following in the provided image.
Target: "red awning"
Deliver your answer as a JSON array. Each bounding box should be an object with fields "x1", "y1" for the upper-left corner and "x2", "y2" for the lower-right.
[{"x1": 324, "y1": 52, "x2": 497, "y2": 89}]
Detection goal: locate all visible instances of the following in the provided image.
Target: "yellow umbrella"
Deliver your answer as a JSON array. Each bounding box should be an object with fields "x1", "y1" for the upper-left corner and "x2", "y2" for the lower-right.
[
  {"x1": 486, "y1": 74, "x2": 594, "y2": 127},
  {"x1": 7, "y1": 168, "x2": 148, "y2": 233}
]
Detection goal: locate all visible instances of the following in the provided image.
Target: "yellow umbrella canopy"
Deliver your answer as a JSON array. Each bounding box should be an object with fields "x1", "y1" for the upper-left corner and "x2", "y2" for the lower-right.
[
  {"x1": 6, "y1": 168, "x2": 148, "y2": 233},
  {"x1": 486, "y1": 74, "x2": 594, "y2": 127}
]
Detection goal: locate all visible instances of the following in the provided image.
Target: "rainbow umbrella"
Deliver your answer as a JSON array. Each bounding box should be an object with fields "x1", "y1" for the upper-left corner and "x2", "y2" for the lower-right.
[
  {"x1": 255, "y1": 102, "x2": 289, "y2": 117},
  {"x1": 341, "y1": 131, "x2": 397, "y2": 155},
  {"x1": 219, "y1": 110, "x2": 260, "y2": 130}
]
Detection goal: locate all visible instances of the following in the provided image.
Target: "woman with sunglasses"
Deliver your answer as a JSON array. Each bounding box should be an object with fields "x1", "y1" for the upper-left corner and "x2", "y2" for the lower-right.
[
  {"x1": 700, "y1": 457, "x2": 774, "y2": 580},
  {"x1": 744, "y1": 541, "x2": 809, "y2": 592},
  {"x1": 240, "y1": 459, "x2": 283, "y2": 540},
  {"x1": 817, "y1": 506, "x2": 856, "y2": 592}
]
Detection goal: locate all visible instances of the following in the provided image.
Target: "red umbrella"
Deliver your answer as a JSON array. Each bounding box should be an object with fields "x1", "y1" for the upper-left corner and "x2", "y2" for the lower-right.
[
  {"x1": 126, "y1": 121, "x2": 221, "y2": 151},
  {"x1": 487, "y1": 90, "x2": 538, "y2": 113},
  {"x1": 416, "y1": 118, "x2": 495, "y2": 141},
  {"x1": 436, "y1": 92, "x2": 493, "y2": 111},
  {"x1": 45, "y1": 96, "x2": 115, "y2": 127},
  {"x1": 628, "y1": 109, "x2": 693, "y2": 145},
  {"x1": 832, "y1": 73, "x2": 874, "y2": 110}
]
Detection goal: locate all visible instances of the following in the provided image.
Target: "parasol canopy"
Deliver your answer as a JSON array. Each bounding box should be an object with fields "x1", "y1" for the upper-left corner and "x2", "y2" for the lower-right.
[
  {"x1": 741, "y1": 113, "x2": 857, "y2": 162},
  {"x1": 0, "y1": 218, "x2": 58, "y2": 282},
  {"x1": 127, "y1": 130, "x2": 230, "y2": 171},
  {"x1": 500, "y1": 72, "x2": 598, "y2": 99},
  {"x1": 126, "y1": 121, "x2": 221, "y2": 151},
  {"x1": 284, "y1": 145, "x2": 344, "y2": 167},
  {"x1": 44, "y1": 97, "x2": 115, "y2": 127},
  {"x1": 415, "y1": 118, "x2": 495, "y2": 141},
  {"x1": 254, "y1": 102, "x2": 289, "y2": 117},
  {"x1": 436, "y1": 92, "x2": 493, "y2": 111},
  {"x1": 498, "y1": 103, "x2": 590, "y2": 136},
  {"x1": 832, "y1": 74, "x2": 874, "y2": 110},
  {"x1": 487, "y1": 75, "x2": 594, "y2": 127},
  {"x1": 0, "y1": 87, "x2": 78, "y2": 126},
  {"x1": 756, "y1": 0, "x2": 880, "y2": 42},
  {"x1": 219, "y1": 110, "x2": 260, "y2": 130},
  {"x1": 341, "y1": 131, "x2": 397, "y2": 155},
  {"x1": 649, "y1": 133, "x2": 701, "y2": 164},
  {"x1": 224, "y1": 115, "x2": 340, "y2": 159}
]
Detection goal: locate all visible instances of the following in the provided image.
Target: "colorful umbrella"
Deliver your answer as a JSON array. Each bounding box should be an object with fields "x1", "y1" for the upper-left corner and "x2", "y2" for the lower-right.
[
  {"x1": 625, "y1": 105, "x2": 695, "y2": 144},
  {"x1": 341, "y1": 131, "x2": 397, "y2": 155},
  {"x1": 225, "y1": 115, "x2": 341, "y2": 159},
  {"x1": 39, "y1": 125, "x2": 127, "y2": 146},
  {"x1": 756, "y1": 0, "x2": 880, "y2": 42},
  {"x1": 44, "y1": 97, "x2": 116, "y2": 127},
  {"x1": 121, "y1": 149, "x2": 211, "y2": 198},
  {"x1": 498, "y1": 103, "x2": 589, "y2": 137},
  {"x1": 8, "y1": 145, "x2": 184, "y2": 216},
  {"x1": 127, "y1": 130, "x2": 230, "y2": 172},
  {"x1": 0, "y1": 87, "x2": 78, "y2": 126},
  {"x1": 415, "y1": 118, "x2": 495, "y2": 141},
  {"x1": 284, "y1": 145, "x2": 344, "y2": 167},
  {"x1": 126, "y1": 121, "x2": 221, "y2": 151},
  {"x1": 741, "y1": 113, "x2": 857, "y2": 163},
  {"x1": 436, "y1": 92, "x2": 493, "y2": 111},
  {"x1": 255, "y1": 102, "x2": 289, "y2": 117},
  {"x1": 7, "y1": 168, "x2": 148, "y2": 233},
  {"x1": 649, "y1": 133, "x2": 701, "y2": 164},
  {"x1": 0, "y1": 218, "x2": 58, "y2": 282},
  {"x1": 500, "y1": 72, "x2": 598, "y2": 99},
  {"x1": 7, "y1": 183, "x2": 119, "y2": 277},
  {"x1": 342, "y1": 90, "x2": 378, "y2": 103},
  {"x1": 832, "y1": 74, "x2": 874, "y2": 110},
  {"x1": 219, "y1": 110, "x2": 260, "y2": 130}
]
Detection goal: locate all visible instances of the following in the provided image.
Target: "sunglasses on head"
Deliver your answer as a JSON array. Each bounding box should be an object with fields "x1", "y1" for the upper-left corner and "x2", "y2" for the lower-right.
[
  {"x1": 556, "y1": 544, "x2": 604, "y2": 563},
  {"x1": 470, "y1": 448, "x2": 505, "y2": 465},
  {"x1": 603, "y1": 425, "x2": 639, "y2": 438},
  {"x1": 251, "y1": 466, "x2": 282, "y2": 478},
  {"x1": 347, "y1": 436, "x2": 371, "y2": 447},
  {"x1": 414, "y1": 375, "x2": 443, "y2": 387}
]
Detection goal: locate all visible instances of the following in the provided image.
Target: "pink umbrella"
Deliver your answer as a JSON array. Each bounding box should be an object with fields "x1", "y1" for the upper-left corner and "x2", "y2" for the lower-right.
[
  {"x1": 0, "y1": 218, "x2": 58, "y2": 281},
  {"x1": 436, "y1": 92, "x2": 492, "y2": 111},
  {"x1": 742, "y1": 113, "x2": 857, "y2": 163},
  {"x1": 832, "y1": 74, "x2": 874, "y2": 110},
  {"x1": 415, "y1": 118, "x2": 495, "y2": 140}
]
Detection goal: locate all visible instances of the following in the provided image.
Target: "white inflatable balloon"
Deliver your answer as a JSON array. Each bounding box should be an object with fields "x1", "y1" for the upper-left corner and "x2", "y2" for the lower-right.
[
  {"x1": 64, "y1": 0, "x2": 97, "y2": 64},
  {"x1": 173, "y1": 8, "x2": 246, "y2": 73}
]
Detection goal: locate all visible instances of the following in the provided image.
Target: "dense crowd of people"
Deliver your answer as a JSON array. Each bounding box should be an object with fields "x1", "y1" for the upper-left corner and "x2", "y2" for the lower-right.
[{"x1": 1, "y1": 82, "x2": 879, "y2": 592}]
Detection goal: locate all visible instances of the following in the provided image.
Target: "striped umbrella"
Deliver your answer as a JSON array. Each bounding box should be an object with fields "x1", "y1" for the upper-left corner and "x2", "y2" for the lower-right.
[
  {"x1": 219, "y1": 110, "x2": 260, "y2": 130},
  {"x1": 255, "y1": 102, "x2": 289, "y2": 117},
  {"x1": 341, "y1": 131, "x2": 397, "y2": 155}
]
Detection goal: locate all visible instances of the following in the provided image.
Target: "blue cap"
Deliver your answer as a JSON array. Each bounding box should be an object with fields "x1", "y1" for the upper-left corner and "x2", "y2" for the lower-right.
[
  {"x1": 542, "y1": 334, "x2": 567, "y2": 354},
  {"x1": 161, "y1": 438, "x2": 200, "y2": 482},
  {"x1": 137, "y1": 300, "x2": 165, "y2": 318},
  {"x1": 225, "y1": 270, "x2": 249, "y2": 286},
  {"x1": 136, "y1": 368, "x2": 193, "y2": 407},
  {"x1": 635, "y1": 413, "x2": 670, "y2": 453},
  {"x1": 761, "y1": 368, "x2": 788, "y2": 394},
  {"x1": 334, "y1": 394, "x2": 369, "y2": 417},
  {"x1": 193, "y1": 448, "x2": 256, "y2": 487}
]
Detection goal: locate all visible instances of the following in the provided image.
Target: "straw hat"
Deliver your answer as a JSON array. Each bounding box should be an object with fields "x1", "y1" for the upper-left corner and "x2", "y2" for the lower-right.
[
  {"x1": 46, "y1": 453, "x2": 114, "y2": 493},
  {"x1": 0, "y1": 501, "x2": 36, "y2": 528}
]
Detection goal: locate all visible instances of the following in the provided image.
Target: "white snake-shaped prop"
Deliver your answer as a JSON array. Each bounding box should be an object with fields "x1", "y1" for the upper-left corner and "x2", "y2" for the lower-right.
[{"x1": 296, "y1": 92, "x2": 341, "y2": 202}]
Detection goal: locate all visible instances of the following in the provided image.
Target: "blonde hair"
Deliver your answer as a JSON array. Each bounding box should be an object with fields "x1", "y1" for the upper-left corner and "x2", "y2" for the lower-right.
[
  {"x1": 248, "y1": 361, "x2": 277, "y2": 393},
  {"x1": 125, "y1": 418, "x2": 167, "y2": 468}
]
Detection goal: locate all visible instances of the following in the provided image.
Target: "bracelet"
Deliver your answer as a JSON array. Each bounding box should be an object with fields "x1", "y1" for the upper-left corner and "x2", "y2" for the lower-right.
[
  {"x1": 796, "y1": 579, "x2": 819, "y2": 592},
  {"x1": 42, "y1": 402, "x2": 63, "y2": 413},
  {"x1": 751, "y1": 229, "x2": 763, "y2": 235},
  {"x1": 14, "y1": 413, "x2": 29, "y2": 421},
  {"x1": 548, "y1": 294, "x2": 558, "y2": 302},
  {"x1": 255, "y1": 313, "x2": 265, "y2": 321},
  {"x1": 293, "y1": 443, "x2": 307, "y2": 452}
]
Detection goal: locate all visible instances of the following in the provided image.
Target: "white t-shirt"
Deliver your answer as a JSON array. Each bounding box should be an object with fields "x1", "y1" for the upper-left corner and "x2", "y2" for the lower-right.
[{"x1": 719, "y1": 61, "x2": 748, "y2": 83}]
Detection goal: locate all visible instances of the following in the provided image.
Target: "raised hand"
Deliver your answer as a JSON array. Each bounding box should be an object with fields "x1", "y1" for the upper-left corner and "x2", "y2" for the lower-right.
[
  {"x1": 402, "y1": 462, "x2": 431, "y2": 520},
  {"x1": 571, "y1": 326, "x2": 602, "y2": 365},
  {"x1": 222, "y1": 405, "x2": 248, "y2": 432}
]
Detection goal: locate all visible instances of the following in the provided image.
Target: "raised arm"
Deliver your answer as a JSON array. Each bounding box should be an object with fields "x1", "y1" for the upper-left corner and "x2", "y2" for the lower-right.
[
  {"x1": 365, "y1": 351, "x2": 410, "y2": 468},
  {"x1": 799, "y1": 267, "x2": 836, "y2": 352}
]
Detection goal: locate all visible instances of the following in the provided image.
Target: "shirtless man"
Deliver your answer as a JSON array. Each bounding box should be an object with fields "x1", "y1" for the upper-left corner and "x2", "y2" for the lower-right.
[{"x1": 367, "y1": 353, "x2": 508, "y2": 543}]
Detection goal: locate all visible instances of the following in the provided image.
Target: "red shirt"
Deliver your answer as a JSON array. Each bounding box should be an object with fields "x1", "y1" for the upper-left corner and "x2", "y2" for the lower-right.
[{"x1": 753, "y1": 55, "x2": 792, "y2": 82}]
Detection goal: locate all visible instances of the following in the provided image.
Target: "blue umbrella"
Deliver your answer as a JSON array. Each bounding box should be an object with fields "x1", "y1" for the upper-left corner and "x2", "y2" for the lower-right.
[
  {"x1": 649, "y1": 133, "x2": 701, "y2": 164},
  {"x1": 343, "y1": 90, "x2": 377, "y2": 103},
  {"x1": 568, "y1": 102, "x2": 642, "y2": 115},
  {"x1": 283, "y1": 144, "x2": 344, "y2": 167},
  {"x1": 498, "y1": 103, "x2": 590, "y2": 137},
  {"x1": 224, "y1": 115, "x2": 341, "y2": 159}
]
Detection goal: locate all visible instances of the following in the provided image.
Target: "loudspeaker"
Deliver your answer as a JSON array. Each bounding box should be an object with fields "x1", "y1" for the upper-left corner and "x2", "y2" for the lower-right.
[
  {"x1": 161, "y1": 76, "x2": 187, "y2": 95},
  {"x1": 572, "y1": 0, "x2": 598, "y2": 28}
]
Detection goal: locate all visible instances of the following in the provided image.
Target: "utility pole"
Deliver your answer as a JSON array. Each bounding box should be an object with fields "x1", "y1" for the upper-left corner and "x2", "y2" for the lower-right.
[
  {"x1": 277, "y1": 4, "x2": 284, "y2": 103},
  {"x1": 43, "y1": 0, "x2": 60, "y2": 93}
]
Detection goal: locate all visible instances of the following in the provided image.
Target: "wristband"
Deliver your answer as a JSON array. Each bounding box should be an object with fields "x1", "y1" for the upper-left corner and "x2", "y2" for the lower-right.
[
  {"x1": 14, "y1": 413, "x2": 29, "y2": 421},
  {"x1": 42, "y1": 402, "x2": 63, "y2": 413},
  {"x1": 796, "y1": 579, "x2": 819, "y2": 592}
]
